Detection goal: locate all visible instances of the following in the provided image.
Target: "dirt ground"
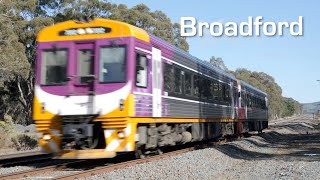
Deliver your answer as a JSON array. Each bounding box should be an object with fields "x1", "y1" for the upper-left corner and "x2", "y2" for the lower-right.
[{"x1": 216, "y1": 114, "x2": 320, "y2": 162}]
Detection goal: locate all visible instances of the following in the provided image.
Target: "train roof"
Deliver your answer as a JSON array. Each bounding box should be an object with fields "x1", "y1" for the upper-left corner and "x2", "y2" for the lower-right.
[
  {"x1": 240, "y1": 80, "x2": 267, "y2": 96},
  {"x1": 37, "y1": 18, "x2": 150, "y2": 42}
]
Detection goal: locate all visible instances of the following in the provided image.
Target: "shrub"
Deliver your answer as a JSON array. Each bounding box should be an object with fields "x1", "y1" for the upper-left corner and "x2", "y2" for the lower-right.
[
  {"x1": 0, "y1": 121, "x2": 38, "y2": 151},
  {"x1": 11, "y1": 133, "x2": 38, "y2": 151},
  {"x1": 0, "y1": 121, "x2": 14, "y2": 147}
]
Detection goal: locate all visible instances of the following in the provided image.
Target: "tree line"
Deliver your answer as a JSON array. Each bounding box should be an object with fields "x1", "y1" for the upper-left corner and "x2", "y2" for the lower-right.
[{"x1": 0, "y1": 0, "x2": 299, "y2": 125}]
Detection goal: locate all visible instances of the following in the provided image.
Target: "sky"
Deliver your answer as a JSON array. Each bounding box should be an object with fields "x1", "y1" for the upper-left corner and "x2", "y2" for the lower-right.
[{"x1": 111, "y1": 0, "x2": 320, "y2": 103}]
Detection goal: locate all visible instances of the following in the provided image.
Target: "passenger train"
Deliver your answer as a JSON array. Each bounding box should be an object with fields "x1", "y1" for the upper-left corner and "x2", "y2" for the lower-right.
[{"x1": 33, "y1": 18, "x2": 268, "y2": 159}]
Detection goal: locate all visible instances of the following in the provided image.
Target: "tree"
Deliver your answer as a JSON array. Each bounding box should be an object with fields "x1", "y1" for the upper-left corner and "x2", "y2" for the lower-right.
[
  {"x1": 283, "y1": 97, "x2": 302, "y2": 117},
  {"x1": 0, "y1": 0, "x2": 32, "y2": 124},
  {"x1": 52, "y1": 2, "x2": 190, "y2": 51},
  {"x1": 209, "y1": 56, "x2": 228, "y2": 71},
  {"x1": 0, "y1": 0, "x2": 53, "y2": 124}
]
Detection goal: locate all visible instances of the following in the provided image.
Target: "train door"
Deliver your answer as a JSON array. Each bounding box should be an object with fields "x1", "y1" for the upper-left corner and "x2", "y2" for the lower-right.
[
  {"x1": 230, "y1": 82, "x2": 235, "y2": 119},
  {"x1": 237, "y1": 81, "x2": 245, "y2": 134},
  {"x1": 237, "y1": 81, "x2": 245, "y2": 119},
  {"x1": 152, "y1": 47, "x2": 162, "y2": 117},
  {"x1": 73, "y1": 43, "x2": 95, "y2": 114}
]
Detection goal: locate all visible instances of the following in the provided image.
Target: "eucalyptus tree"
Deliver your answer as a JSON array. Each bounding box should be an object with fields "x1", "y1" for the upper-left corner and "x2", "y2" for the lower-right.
[{"x1": 0, "y1": 0, "x2": 53, "y2": 124}]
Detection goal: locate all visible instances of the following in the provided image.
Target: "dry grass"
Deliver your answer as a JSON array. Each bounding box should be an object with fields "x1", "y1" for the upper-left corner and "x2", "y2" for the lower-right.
[
  {"x1": 0, "y1": 121, "x2": 38, "y2": 151},
  {"x1": 0, "y1": 121, "x2": 14, "y2": 147},
  {"x1": 10, "y1": 133, "x2": 38, "y2": 150}
]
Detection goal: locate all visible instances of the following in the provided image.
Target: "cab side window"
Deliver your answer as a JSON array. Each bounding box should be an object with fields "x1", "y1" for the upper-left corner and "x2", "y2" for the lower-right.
[{"x1": 135, "y1": 54, "x2": 148, "y2": 88}]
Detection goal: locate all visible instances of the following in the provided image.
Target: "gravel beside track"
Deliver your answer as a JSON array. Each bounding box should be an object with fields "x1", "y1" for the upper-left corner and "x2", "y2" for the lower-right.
[
  {"x1": 0, "y1": 166, "x2": 34, "y2": 176},
  {"x1": 25, "y1": 170, "x2": 81, "y2": 180},
  {"x1": 0, "y1": 148, "x2": 40, "y2": 156},
  {"x1": 85, "y1": 148, "x2": 320, "y2": 180}
]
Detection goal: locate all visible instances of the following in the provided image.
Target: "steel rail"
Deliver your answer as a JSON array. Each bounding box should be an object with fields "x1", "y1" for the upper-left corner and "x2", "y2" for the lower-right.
[{"x1": 0, "y1": 151, "x2": 52, "y2": 167}]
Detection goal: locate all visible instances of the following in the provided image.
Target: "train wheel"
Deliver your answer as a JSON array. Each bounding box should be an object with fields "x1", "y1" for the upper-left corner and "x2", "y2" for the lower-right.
[
  {"x1": 157, "y1": 148, "x2": 163, "y2": 155},
  {"x1": 80, "y1": 137, "x2": 99, "y2": 150},
  {"x1": 134, "y1": 144, "x2": 146, "y2": 159}
]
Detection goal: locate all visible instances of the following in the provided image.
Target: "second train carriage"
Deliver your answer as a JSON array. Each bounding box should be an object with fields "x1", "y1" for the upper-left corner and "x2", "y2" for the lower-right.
[{"x1": 33, "y1": 18, "x2": 268, "y2": 159}]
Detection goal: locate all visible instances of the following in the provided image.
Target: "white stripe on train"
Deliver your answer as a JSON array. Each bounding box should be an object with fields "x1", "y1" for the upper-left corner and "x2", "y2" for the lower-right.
[
  {"x1": 133, "y1": 92, "x2": 232, "y2": 108},
  {"x1": 104, "y1": 124, "x2": 133, "y2": 152},
  {"x1": 35, "y1": 81, "x2": 131, "y2": 116}
]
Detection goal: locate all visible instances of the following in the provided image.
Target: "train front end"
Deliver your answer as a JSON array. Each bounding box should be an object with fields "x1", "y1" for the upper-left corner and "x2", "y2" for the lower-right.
[{"x1": 33, "y1": 18, "x2": 149, "y2": 159}]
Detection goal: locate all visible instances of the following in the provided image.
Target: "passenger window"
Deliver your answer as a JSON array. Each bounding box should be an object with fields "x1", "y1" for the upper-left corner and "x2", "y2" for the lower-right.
[
  {"x1": 241, "y1": 91, "x2": 245, "y2": 107},
  {"x1": 41, "y1": 49, "x2": 67, "y2": 85},
  {"x1": 202, "y1": 79, "x2": 212, "y2": 100},
  {"x1": 218, "y1": 82, "x2": 223, "y2": 101},
  {"x1": 248, "y1": 95, "x2": 252, "y2": 107},
  {"x1": 199, "y1": 78, "x2": 206, "y2": 99},
  {"x1": 193, "y1": 75, "x2": 200, "y2": 97},
  {"x1": 259, "y1": 99, "x2": 263, "y2": 109},
  {"x1": 164, "y1": 63, "x2": 174, "y2": 92},
  {"x1": 263, "y1": 99, "x2": 267, "y2": 109},
  {"x1": 206, "y1": 79, "x2": 213, "y2": 100},
  {"x1": 184, "y1": 72, "x2": 192, "y2": 96},
  {"x1": 209, "y1": 81, "x2": 214, "y2": 99},
  {"x1": 174, "y1": 67, "x2": 182, "y2": 94},
  {"x1": 135, "y1": 54, "x2": 148, "y2": 88},
  {"x1": 212, "y1": 81, "x2": 219, "y2": 100},
  {"x1": 224, "y1": 84, "x2": 230, "y2": 102}
]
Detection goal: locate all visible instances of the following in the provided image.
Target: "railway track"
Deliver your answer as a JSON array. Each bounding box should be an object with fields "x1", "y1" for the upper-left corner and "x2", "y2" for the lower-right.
[{"x1": 0, "y1": 151, "x2": 52, "y2": 167}]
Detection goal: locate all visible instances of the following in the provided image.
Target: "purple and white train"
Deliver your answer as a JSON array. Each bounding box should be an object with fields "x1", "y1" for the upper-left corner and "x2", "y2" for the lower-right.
[{"x1": 33, "y1": 18, "x2": 268, "y2": 159}]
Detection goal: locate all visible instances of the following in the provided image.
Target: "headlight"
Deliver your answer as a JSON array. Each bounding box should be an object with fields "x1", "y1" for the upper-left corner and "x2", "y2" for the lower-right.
[
  {"x1": 117, "y1": 132, "x2": 125, "y2": 138},
  {"x1": 43, "y1": 134, "x2": 51, "y2": 140},
  {"x1": 77, "y1": 28, "x2": 86, "y2": 35},
  {"x1": 85, "y1": 28, "x2": 93, "y2": 34}
]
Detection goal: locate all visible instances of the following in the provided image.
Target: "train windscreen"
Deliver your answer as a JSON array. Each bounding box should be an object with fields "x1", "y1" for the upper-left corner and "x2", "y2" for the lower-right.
[
  {"x1": 99, "y1": 46, "x2": 126, "y2": 83},
  {"x1": 41, "y1": 49, "x2": 67, "y2": 85}
]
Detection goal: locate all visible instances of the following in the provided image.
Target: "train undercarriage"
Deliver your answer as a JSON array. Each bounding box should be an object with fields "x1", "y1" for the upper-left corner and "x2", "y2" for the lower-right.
[{"x1": 56, "y1": 115, "x2": 268, "y2": 159}]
